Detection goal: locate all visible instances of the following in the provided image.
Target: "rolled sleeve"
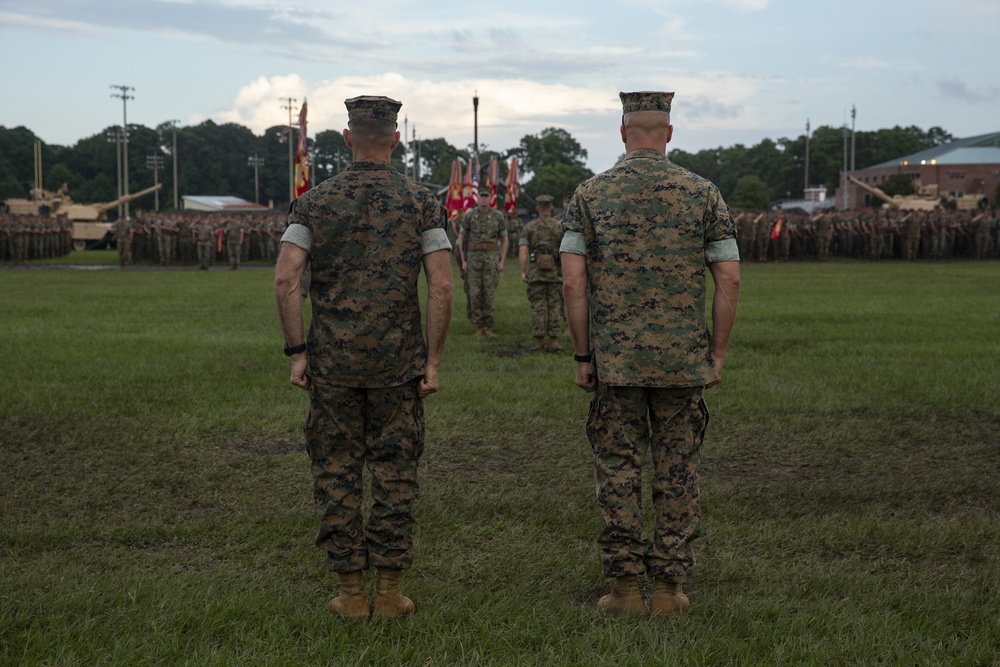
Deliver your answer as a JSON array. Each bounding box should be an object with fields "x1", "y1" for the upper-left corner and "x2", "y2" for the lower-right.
[
  {"x1": 421, "y1": 228, "x2": 452, "y2": 255},
  {"x1": 280, "y1": 223, "x2": 312, "y2": 253},
  {"x1": 559, "y1": 230, "x2": 586, "y2": 256},
  {"x1": 705, "y1": 238, "x2": 740, "y2": 263}
]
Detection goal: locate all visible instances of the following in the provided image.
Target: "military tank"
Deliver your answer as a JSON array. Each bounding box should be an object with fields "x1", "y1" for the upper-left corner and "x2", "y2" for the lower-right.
[
  {"x1": 847, "y1": 175, "x2": 941, "y2": 211},
  {"x1": 2, "y1": 183, "x2": 162, "y2": 250}
]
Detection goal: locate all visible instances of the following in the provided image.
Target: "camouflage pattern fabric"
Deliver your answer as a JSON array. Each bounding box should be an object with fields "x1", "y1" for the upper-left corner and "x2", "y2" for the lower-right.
[
  {"x1": 461, "y1": 207, "x2": 506, "y2": 329},
  {"x1": 225, "y1": 218, "x2": 244, "y2": 268},
  {"x1": 466, "y1": 250, "x2": 500, "y2": 329},
  {"x1": 527, "y1": 282, "x2": 562, "y2": 339},
  {"x1": 519, "y1": 214, "x2": 563, "y2": 283},
  {"x1": 562, "y1": 149, "x2": 736, "y2": 388},
  {"x1": 520, "y1": 213, "x2": 565, "y2": 338},
  {"x1": 113, "y1": 219, "x2": 131, "y2": 267},
  {"x1": 587, "y1": 384, "x2": 707, "y2": 583},
  {"x1": 288, "y1": 160, "x2": 445, "y2": 388},
  {"x1": 307, "y1": 379, "x2": 424, "y2": 572}
]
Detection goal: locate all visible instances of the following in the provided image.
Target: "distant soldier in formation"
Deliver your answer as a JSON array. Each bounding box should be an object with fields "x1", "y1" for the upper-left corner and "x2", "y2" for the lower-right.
[
  {"x1": 113, "y1": 217, "x2": 133, "y2": 268},
  {"x1": 457, "y1": 187, "x2": 509, "y2": 337},
  {"x1": 518, "y1": 194, "x2": 564, "y2": 352}
]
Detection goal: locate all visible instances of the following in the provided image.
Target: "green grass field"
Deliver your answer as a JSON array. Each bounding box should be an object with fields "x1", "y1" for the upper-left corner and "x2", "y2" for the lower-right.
[{"x1": 1, "y1": 258, "x2": 998, "y2": 666}]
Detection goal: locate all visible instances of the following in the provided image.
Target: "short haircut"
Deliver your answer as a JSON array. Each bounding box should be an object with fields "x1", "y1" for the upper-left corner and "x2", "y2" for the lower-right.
[
  {"x1": 348, "y1": 118, "x2": 397, "y2": 148},
  {"x1": 622, "y1": 110, "x2": 671, "y2": 132}
]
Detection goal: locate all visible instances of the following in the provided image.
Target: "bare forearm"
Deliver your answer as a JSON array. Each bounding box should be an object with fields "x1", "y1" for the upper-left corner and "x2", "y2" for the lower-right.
[
  {"x1": 423, "y1": 251, "x2": 453, "y2": 370},
  {"x1": 708, "y1": 261, "x2": 741, "y2": 362},
  {"x1": 561, "y1": 254, "x2": 590, "y2": 354}
]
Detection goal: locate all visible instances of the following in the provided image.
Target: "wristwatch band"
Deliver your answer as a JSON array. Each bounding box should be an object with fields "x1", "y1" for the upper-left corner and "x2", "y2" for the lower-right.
[
  {"x1": 573, "y1": 352, "x2": 593, "y2": 363},
  {"x1": 283, "y1": 342, "x2": 307, "y2": 356}
]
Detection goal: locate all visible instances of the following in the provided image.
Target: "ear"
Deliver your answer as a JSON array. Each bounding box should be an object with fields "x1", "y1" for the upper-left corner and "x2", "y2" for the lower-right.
[
  {"x1": 343, "y1": 128, "x2": 353, "y2": 148},
  {"x1": 665, "y1": 124, "x2": 673, "y2": 145},
  {"x1": 619, "y1": 124, "x2": 627, "y2": 145},
  {"x1": 390, "y1": 130, "x2": 401, "y2": 151}
]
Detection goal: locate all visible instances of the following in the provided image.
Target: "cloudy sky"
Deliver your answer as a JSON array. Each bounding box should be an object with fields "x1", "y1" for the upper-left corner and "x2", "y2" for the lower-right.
[{"x1": 1, "y1": 0, "x2": 997, "y2": 172}]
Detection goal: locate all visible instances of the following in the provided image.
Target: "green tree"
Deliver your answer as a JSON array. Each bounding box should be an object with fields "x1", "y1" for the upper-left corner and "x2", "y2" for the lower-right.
[
  {"x1": 881, "y1": 174, "x2": 915, "y2": 197},
  {"x1": 522, "y1": 163, "x2": 592, "y2": 205},
  {"x1": 727, "y1": 175, "x2": 772, "y2": 210},
  {"x1": 517, "y1": 128, "x2": 589, "y2": 174}
]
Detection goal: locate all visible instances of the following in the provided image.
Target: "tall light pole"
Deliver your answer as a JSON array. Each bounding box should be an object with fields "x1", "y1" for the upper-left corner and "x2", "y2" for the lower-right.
[
  {"x1": 145, "y1": 155, "x2": 164, "y2": 211},
  {"x1": 165, "y1": 119, "x2": 180, "y2": 209},
  {"x1": 110, "y1": 84, "x2": 134, "y2": 219},
  {"x1": 842, "y1": 124, "x2": 849, "y2": 210},
  {"x1": 280, "y1": 97, "x2": 297, "y2": 204},
  {"x1": 473, "y1": 92, "x2": 479, "y2": 165},
  {"x1": 106, "y1": 129, "x2": 123, "y2": 219},
  {"x1": 403, "y1": 115, "x2": 409, "y2": 178},
  {"x1": 248, "y1": 154, "x2": 265, "y2": 204},
  {"x1": 850, "y1": 104, "x2": 857, "y2": 173},
  {"x1": 804, "y1": 119, "x2": 811, "y2": 195}
]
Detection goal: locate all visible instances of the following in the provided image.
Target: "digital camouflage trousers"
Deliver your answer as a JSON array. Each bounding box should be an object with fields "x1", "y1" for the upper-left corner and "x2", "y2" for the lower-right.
[
  {"x1": 527, "y1": 281, "x2": 562, "y2": 339},
  {"x1": 305, "y1": 378, "x2": 424, "y2": 572},
  {"x1": 587, "y1": 384, "x2": 708, "y2": 583}
]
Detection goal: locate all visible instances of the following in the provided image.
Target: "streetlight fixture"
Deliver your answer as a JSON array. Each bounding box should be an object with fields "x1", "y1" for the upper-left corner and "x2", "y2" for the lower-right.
[
  {"x1": 165, "y1": 120, "x2": 180, "y2": 209},
  {"x1": 110, "y1": 84, "x2": 134, "y2": 218},
  {"x1": 248, "y1": 154, "x2": 265, "y2": 204},
  {"x1": 146, "y1": 155, "x2": 164, "y2": 211},
  {"x1": 106, "y1": 129, "x2": 123, "y2": 219}
]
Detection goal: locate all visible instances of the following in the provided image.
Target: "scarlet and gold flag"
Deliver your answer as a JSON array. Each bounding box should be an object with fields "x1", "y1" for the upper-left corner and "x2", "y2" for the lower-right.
[
  {"x1": 294, "y1": 99, "x2": 310, "y2": 198},
  {"x1": 446, "y1": 158, "x2": 464, "y2": 222},
  {"x1": 503, "y1": 156, "x2": 519, "y2": 216},
  {"x1": 770, "y1": 214, "x2": 783, "y2": 240},
  {"x1": 461, "y1": 156, "x2": 479, "y2": 213},
  {"x1": 486, "y1": 157, "x2": 499, "y2": 209}
]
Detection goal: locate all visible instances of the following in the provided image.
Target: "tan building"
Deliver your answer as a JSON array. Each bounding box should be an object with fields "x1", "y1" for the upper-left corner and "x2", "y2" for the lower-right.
[{"x1": 838, "y1": 131, "x2": 1000, "y2": 210}]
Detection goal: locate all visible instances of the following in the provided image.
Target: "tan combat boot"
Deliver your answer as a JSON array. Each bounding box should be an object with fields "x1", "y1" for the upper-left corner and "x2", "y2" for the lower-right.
[
  {"x1": 473, "y1": 327, "x2": 485, "y2": 337},
  {"x1": 596, "y1": 574, "x2": 646, "y2": 615},
  {"x1": 373, "y1": 568, "x2": 415, "y2": 618},
  {"x1": 545, "y1": 337, "x2": 562, "y2": 352},
  {"x1": 649, "y1": 578, "x2": 690, "y2": 617},
  {"x1": 328, "y1": 570, "x2": 370, "y2": 619},
  {"x1": 532, "y1": 339, "x2": 545, "y2": 351},
  {"x1": 482, "y1": 328, "x2": 497, "y2": 338}
]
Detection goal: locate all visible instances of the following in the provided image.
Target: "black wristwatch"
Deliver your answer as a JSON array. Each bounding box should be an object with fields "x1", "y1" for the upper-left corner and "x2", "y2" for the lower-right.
[
  {"x1": 573, "y1": 351, "x2": 593, "y2": 363},
  {"x1": 283, "y1": 342, "x2": 307, "y2": 356}
]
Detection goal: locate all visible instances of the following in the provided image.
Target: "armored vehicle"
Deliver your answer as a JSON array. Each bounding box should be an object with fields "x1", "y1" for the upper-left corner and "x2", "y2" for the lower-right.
[{"x1": 2, "y1": 183, "x2": 162, "y2": 250}]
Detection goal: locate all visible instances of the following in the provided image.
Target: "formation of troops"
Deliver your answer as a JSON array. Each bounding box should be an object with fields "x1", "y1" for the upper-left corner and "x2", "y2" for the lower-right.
[
  {"x1": 735, "y1": 208, "x2": 1000, "y2": 262},
  {"x1": 0, "y1": 215, "x2": 73, "y2": 263},
  {"x1": 0, "y1": 211, "x2": 287, "y2": 267},
  {"x1": 2, "y1": 203, "x2": 998, "y2": 268}
]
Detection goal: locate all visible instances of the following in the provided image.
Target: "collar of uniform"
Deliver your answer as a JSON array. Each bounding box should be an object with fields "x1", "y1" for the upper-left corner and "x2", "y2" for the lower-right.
[
  {"x1": 348, "y1": 161, "x2": 396, "y2": 172},
  {"x1": 622, "y1": 149, "x2": 668, "y2": 162}
]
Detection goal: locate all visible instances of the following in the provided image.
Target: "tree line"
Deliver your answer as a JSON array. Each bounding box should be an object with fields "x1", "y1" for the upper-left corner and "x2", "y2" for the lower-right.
[{"x1": 0, "y1": 120, "x2": 954, "y2": 217}]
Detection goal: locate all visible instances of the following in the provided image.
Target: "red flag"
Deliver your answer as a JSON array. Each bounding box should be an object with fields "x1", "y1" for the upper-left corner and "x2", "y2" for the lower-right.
[
  {"x1": 504, "y1": 157, "x2": 519, "y2": 216},
  {"x1": 446, "y1": 158, "x2": 464, "y2": 222},
  {"x1": 770, "y1": 215, "x2": 783, "y2": 240},
  {"x1": 486, "y1": 158, "x2": 499, "y2": 209},
  {"x1": 294, "y1": 99, "x2": 310, "y2": 198},
  {"x1": 461, "y1": 157, "x2": 476, "y2": 213}
]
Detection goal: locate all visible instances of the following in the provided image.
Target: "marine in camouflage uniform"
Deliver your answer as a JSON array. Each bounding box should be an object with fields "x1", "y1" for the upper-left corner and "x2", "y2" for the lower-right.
[
  {"x1": 192, "y1": 216, "x2": 215, "y2": 270},
  {"x1": 224, "y1": 215, "x2": 245, "y2": 269},
  {"x1": 275, "y1": 95, "x2": 453, "y2": 620},
  {"x1": 113, "y1": 218, "x2": 133, "y2": 268},
  {"x1": 458, "y1": 189, "x2": 509, "y2": 337},
  {"x1": 561, "y1": 91, "x2": 741, "y2": 616},
  {"x1": 518, "y1": 195, "x2": 564, "y2": 351}
]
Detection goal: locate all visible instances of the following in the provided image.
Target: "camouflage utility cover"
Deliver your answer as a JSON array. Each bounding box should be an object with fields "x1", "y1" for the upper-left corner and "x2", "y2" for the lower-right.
[
  {"x1": 287, "y1": 161, "x2": 445, "y2": 388},
  {"x1": 562, "y1": 149, "x2": 736, "y2": 388},
  {"x1": 519, "y1": 214, "x2": 564, "y2": 283}
]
